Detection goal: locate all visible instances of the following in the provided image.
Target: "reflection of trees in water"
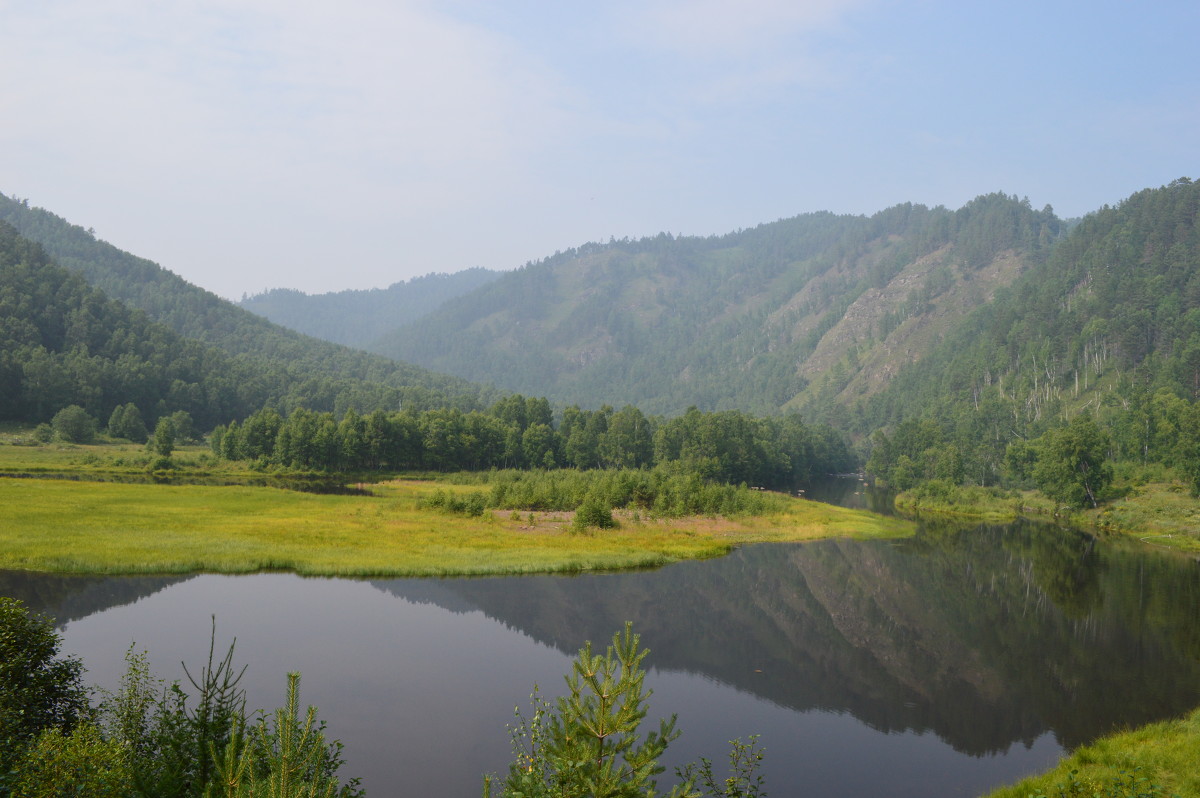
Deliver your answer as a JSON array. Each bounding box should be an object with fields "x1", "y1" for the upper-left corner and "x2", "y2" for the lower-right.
[
  {"x1": 4, "y1": 520, "x2": 1196, "y2": 759},
  {"x1": 797, "y1": 477, "x2": 895, "y2": 515},
  {"x1": 0, "y1": 570, "x2": 190, "y2": 628},
  {"x1": 374, "y1": 522, "x2": 1200, "y2": 756}
]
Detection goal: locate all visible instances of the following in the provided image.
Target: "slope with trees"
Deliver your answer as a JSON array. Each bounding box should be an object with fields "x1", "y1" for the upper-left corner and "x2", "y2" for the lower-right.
[
  {"x1": 0, "y1": 193, "x2": 494, "y2": 413},
  {"x1": 238, "y1": 268, "x2": 500, "y2": 349},
  {"x1": 0, "y1": 220, "x2": 481, "y2": 432},
  {"x1": 862, "y1": 178, "x2": 1200, "y2": 504},
  {"x1": 371, "y1": 195, "x2": 1061, "y2": 416}
]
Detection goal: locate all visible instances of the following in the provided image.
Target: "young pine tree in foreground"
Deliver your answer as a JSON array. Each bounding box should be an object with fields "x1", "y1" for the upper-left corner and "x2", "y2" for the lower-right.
[{"x1": 488, "y1": 622, "x2": 766, "y2": 798}]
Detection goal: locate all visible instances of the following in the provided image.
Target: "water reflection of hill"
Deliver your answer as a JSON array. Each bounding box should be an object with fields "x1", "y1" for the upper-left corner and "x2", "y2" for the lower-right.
[
  {"x1": 0, "y1": 570, "x2": 191, "y2": 627},
  {"x1": 371, "y1": 522, "x2": 1200, "y2": 756}
]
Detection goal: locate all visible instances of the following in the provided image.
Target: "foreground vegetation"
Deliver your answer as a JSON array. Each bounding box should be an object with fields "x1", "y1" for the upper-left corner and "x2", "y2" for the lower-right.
[
  {"x1": 2, "y1": 600, "x2": 765, "y2": 797},
  {"x1": 0, "y1": 597, "x2": 362, "y2": 798},
  {"x1": 983, "y1": 706, "x2": 1200, "y2": 798},
  {"x1": 6, "y1": 597, "x2": 1196, "y2": 798}
]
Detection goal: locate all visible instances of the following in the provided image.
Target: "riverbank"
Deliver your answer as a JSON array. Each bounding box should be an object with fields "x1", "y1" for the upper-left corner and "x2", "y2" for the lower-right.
[
  {"x1": 983, "y1": 705, "x2": 1200, "y2": 798},
  {"x1": 894, "y1": 478, "x2": 1200, "y2": 555}
]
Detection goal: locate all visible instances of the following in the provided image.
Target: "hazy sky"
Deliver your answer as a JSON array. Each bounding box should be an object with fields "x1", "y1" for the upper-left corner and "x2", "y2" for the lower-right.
[{"x1": 2, "y1": 1, "x2": 1197, "y2": 300}]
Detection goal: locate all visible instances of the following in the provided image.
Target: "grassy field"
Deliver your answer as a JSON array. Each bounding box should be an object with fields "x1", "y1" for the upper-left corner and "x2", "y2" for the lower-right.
[
  {"x1": 983, "y1": 705, "x2": 1200, "y2": 798},
  {"x1": 0, "y1": 472, "x2": 911, "y2": 577},
  {"x1": 894, "y1": 478, "x2": 1200, "y2": 555},
  {"x1": 0, "y1": 435, "x2": 234, "y2": 475}
]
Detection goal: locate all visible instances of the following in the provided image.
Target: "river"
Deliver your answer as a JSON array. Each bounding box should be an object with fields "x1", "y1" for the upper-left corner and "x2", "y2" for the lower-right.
[{"x1": 3, "y1": 504, "x2": 1199, "y2": 796}]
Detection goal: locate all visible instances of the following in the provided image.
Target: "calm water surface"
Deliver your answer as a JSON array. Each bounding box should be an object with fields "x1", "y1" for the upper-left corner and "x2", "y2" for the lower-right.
[{"x1": 4, "y1": 517, "x2": 1199, "y2": 797}]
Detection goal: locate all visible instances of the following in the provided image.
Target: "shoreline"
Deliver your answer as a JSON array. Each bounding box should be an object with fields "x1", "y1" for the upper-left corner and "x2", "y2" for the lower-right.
[{"x1": 893, "y1": 480, "x2": 1200, "y2": 556}]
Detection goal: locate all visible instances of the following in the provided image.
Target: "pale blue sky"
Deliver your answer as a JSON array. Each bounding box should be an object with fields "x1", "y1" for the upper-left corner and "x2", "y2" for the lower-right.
[{"x1": 1, "y1": 0, "x2": 1196, "y2": 299}]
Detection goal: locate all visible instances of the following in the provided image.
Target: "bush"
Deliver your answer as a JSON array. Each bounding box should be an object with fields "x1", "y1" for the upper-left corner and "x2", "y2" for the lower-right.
[
  {"x1": 0, "y1": 608, "x2": 363, "y2": 798},
  {"x1": 208, "y1": 673, "x2": 361, "y2": 798},
  {"x1": 11, "y1": 723, "x2": 132, "y2": 798},
  {"x1": 421, "y1": 489, "x2": 488, "y2": 517},
  {"x1": 491, "y1": 623, "x2": 691, "y2": 798},
  {"x1": 51, "y1": 405, "x2": 97, "y2": 444},
  {"x1": 152, "y1": 417, "x2": 177, "y2": 458},
  {"x1": 574, "y1": 494, "x2": 617, "y2": 529},
  {"x1": 0, "y1": 598, "x2": 91, "y2": 781},
  {"x1": 484, "y1": 468, "x2": 785, "y2": 519},
  {"x1": 108, "y1": 403, "x2": 149, "y2": 443}
]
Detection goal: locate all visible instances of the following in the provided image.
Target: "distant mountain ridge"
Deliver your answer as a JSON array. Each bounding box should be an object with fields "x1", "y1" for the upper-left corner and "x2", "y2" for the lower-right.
[
  {"x1": 368, "y1": 193, "x2": 1062, "y2": 416},
  {"x1": 238, "y1": 268, "x2": 500, "y2": 349}
]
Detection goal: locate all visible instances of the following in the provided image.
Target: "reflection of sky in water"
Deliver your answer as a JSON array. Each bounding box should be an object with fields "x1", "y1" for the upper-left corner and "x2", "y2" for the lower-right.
[
  {"x1": 56, "y1": 571, "x2": 1063, "y2": 798},
  {"x1": 31, "y1": 524, "x2": 1200, "y2": 798},
  {"x1": 59, "y1": 574, "x2": 574, "y2": 797}
]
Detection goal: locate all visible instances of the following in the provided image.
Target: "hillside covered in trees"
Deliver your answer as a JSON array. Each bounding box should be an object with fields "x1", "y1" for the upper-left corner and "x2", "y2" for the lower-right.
[
  {"x1": 238, "y1": 268, "x2": 500, "y2": 349},
  {"x1": 0, "y1": 192, "x2": 496, "y2": 417},
  {"x1": 0, "y1": 216, "x2": 495, "y2": 435},
  {"x1": 861, "y1": 178, "x2": 1200, "y2": 492},
  {"x1": 369, "y1": 193, "x2": 1063, "y2": 416},
  {"x1": 6, "y1": 179, "x2": 1200, "y2": 511}
]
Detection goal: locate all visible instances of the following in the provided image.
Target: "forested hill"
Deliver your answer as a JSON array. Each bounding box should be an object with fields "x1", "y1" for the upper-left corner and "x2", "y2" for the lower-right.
[
  {"x1": 371, "y1": 193, "x2": 1062, "y2": 416},
  {"x1": 0, "y1": 192, "x2": 494, "y2": 410},
  {"x1": 860, "y1": 177, "x2": 1200, "y2": 487},
  {"x1": 238, "y1": 268, "x2": 500, "y2": 349},
  {"x1": 0, "y1": 220, "x2": 485, "y2": 429}
]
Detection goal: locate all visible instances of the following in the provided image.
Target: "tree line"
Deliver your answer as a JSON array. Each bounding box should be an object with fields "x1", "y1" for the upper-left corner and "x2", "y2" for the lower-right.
[{"x1": 211, "y1": 396, "x2": 855, "y2": 488}]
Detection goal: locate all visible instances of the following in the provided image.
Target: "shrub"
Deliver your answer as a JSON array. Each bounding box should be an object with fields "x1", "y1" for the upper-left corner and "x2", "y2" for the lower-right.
[
  {"x1": 574, "y1": 494, "x2": 618, "y2": 529},
  {"x1": 0, "y1": 598, "x2": 91, "y2": 783},
  {"x1": 489, "y1": 623, "x2": 767, "y2": 798},
  {"x1": 51, "y1": 405, "x2": 96, "y2": 444},
  {"x1": 11, "y1": 723, "x2": 132, "y2": 798},
  {"x1": 208, "y1": 673, "x2": 362, "y2": 798},
  {"x1": 108, "y1": 403, "x2": 149, "y2": 443}
]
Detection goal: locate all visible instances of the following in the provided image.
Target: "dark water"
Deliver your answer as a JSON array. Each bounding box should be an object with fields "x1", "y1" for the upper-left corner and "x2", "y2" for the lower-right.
[{"x1": 3, "y1": 522, "x2": 1199, "y2": 797}]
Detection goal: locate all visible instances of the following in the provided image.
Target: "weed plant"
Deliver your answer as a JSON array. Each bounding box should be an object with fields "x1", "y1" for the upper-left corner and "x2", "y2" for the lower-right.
[{"x1": 1, "y1": 602, "x2": 361, "y2": 798}]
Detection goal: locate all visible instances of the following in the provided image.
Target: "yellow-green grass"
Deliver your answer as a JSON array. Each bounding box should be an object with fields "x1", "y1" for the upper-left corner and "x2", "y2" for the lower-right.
[
  {"x1": 895, "y1": 479, "x2": 1200, "y2": 555},
  {"x1": 0, "y1": 439, "x2": 232, "y2": 475},
  {"x1": 984, "y1": 705, "x2": 1200, "y2": 798},
  {"x1": 1093, "y1": 481, "x2": 1200, "y2": 554},
  {"x1": 0, "y1": 477, "x2": 912, "y2": 577},
  {"x1": 893, "y1": 484, "x2": 1044, "y2": 523}
]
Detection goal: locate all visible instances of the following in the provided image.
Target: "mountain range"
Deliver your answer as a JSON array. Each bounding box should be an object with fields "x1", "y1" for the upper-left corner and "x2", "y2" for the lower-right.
[{"x1": 4, "y1": 178, "x2": 1198, "y2": 484}]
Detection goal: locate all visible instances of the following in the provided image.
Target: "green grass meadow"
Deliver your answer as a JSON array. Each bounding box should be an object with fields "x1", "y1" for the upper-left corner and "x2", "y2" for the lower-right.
[
  {"x1": 0, "y1": 475, "x2": 911, "y2": 577},
  {"x1": 983, "y1": 705, "x2": 1200, "y2": 798}
]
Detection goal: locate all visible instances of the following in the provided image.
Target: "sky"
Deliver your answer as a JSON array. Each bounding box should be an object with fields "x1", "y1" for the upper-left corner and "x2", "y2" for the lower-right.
[{"x1": 1, "y1": 1, "x2": 1197, "y2": 301}]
